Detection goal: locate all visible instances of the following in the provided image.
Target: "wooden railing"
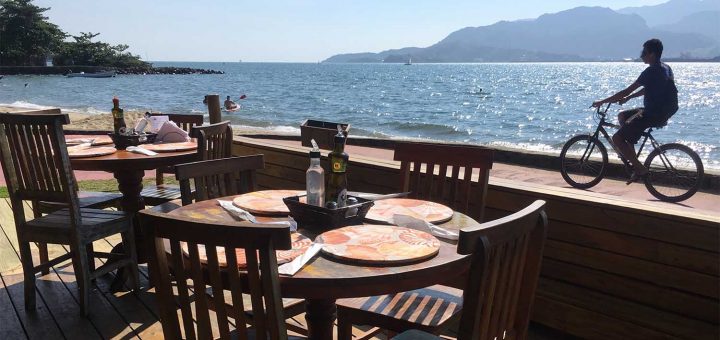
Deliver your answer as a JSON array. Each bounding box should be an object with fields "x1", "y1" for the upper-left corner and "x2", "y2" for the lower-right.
[{"x1": 232, "y1": 136, "x2": 719, "y2": 340}]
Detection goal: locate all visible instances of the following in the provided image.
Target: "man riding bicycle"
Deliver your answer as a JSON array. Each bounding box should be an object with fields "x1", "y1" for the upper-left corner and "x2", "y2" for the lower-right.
[{"x1": 591, "y1": 38, "x2": 678, "y2": 181}]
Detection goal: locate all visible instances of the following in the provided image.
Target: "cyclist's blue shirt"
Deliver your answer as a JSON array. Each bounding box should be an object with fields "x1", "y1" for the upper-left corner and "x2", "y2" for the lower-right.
[{"x1": 636, "y1": 62, "x2": 678, "y2": 119}]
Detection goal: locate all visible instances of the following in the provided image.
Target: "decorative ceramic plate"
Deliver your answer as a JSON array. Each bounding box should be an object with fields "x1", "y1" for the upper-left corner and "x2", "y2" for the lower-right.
[
  {"x1": 232, "y1": 190, "x2": 305, "y2": 215},
  {"x1": 364, "y1": 198, "x2": 454, "y2": 225},
  {"x1": 317, "y1": 224, "x2": 440, "y2": 265},
  {"x1": 143, "y1": 141, "x2": 197, "y2": 152},
  {"x1": 181, "y1": 232, "x2": 312, "y2": 268},
  {"x1": 66, "y1": 136, "x2": 113, "y2": 146},
  {"x1": 67, "y1": 146, "x2": 117, "y2": 158}
]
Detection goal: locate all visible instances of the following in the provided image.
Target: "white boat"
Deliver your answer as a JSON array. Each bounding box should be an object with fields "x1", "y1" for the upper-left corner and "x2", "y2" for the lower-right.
[
  {"x1": 404, "y1": 58, "x2": 412, "y2": 65},
  {"x1": 66, "y1": 71, "x2": 116, "y2": 78}
]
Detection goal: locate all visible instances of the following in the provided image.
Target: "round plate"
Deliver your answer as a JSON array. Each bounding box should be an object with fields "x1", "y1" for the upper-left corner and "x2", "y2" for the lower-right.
[
  {"x1": 182, "y1": 232, "x2": 312, "y2": 268},
  {"x1": 67, "y1": 146, "x2": 117, "y2": 158},
  {"x1": 317, "y1": 225, "x2": 440, "y2": 265},
  {"x1": 364, "y1": 198, "x2": 454, "y2": 225},
  {"x1": 232, "y1": 190, "x2": 305, "y2": 215},
  {"x1": 143, "y1": 141, "x2": 197, "y2": 152},
  {"x1": 66, "y1": 136, "x2": 114, "y2": 146}
]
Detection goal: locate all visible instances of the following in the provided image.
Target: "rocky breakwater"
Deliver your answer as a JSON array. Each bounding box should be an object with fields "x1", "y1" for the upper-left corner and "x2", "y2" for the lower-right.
[
  {"x1": 0, "y1": 66, "x2": 224, "y2": 75},
  {"x1": 117, "y1": 66, "x2": 224, "y2": 75}
]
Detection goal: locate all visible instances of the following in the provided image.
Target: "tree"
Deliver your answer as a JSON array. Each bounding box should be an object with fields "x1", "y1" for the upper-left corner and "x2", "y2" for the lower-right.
[
  {"x1": 0, "y1": 0, "x2": 65, "y2": 66},
  {"x1": 53, "y1": 32, "x2": 150, "y2": 68}
]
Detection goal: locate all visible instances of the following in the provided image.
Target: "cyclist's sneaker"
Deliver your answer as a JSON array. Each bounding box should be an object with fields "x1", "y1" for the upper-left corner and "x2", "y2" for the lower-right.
[{"x1": 626, "y1": 168, "x2": 649, "y2": 185}]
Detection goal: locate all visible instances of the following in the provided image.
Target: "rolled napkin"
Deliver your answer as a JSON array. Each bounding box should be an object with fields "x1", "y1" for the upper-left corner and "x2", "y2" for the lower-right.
[
  {"x1": 126, "y1": 146, "x2": 158, "y2": 156},
  {"x1": 392, "y1": 214, "x2": 459, "y2": 241},
  {"x1": 67, "y1": 142, "x2": 92, "y2": 151},
  {"x1": 156, "y1": 121, "x2": 190, "y2": 143},
  {"x1": 278, "y1": 242, "x2": 323, "y2": 276},
  {"x1": 217, "y1": 200, "x2": 297, "y2": 232}
]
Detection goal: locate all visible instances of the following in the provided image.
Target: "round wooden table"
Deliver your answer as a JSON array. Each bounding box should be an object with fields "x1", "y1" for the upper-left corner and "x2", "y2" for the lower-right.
[{"x1": 167, "y1": 195, "x2": 479, "y2": 340}]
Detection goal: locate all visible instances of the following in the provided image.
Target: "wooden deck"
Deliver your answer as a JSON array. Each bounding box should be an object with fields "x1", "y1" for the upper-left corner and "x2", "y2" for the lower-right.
[{"x1": 0, "y1": 197, "x2": 569, "y2": 339}]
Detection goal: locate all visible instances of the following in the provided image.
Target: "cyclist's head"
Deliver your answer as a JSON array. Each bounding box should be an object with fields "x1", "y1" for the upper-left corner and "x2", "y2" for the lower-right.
[{"x1": 642, "y1": 39, "x2": 663, "y2": 60}]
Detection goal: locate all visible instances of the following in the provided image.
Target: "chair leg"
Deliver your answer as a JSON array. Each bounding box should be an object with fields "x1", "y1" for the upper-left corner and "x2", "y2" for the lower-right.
[
  {"x1": 336, "y1": 310, "x2": 354, "y2": 340},
  {"x1": 38, "y1": 243, "x2": 50, "y2": 275},
  {"x1": 122, "y1": 229, "x2": 140, "y2": 291},
  {"x1": 72, "y1": 242, "x2": 92, "y2": 316},
  {"x1": 87, "y1": 242, "x2": 96, "y2": 273},
  {"x1": 19, "y1": 240, "x2": 36, "y2": 310}
]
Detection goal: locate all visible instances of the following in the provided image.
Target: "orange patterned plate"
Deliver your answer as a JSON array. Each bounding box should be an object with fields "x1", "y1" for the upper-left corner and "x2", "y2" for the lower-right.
[
  {"x1": 317, "y1": 225, "x2": 440, "y2": 265},
  {"x1": 181, "y1": 232, "x2": 312, "y2": 268},
  {"x1": 364, "y1": 198, "x2": 454, "y2": 225},
  {"x1": 232, "y1": 190, "x2": 305, "y2": 215},
  {"x1": 66, "y1": 136, "x2": 113, "y2": 146},
  {"x1": 143, "y1": 141, "x2": 197, "y2": 152},
  {"x1": 67, "y1": 146, "x2": 117, "y2": 158}
]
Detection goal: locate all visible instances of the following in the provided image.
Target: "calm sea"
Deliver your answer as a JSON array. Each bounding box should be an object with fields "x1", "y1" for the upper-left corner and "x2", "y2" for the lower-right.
[{"x1": 1, "y1": 62, "x2": 718, "y2": 170}]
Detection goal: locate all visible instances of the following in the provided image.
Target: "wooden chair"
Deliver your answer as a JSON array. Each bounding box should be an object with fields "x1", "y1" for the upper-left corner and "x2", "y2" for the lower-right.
[
  {"x1": 394, "y1": 142, "x2": 494, "y2": 222},
  {"x1": 338, "y1": 201, "x2": 548, "y2": 340},
  {"x1": 174, "y1": 155, "x2": 308, "y2": 335},
  {"x1": 139, "y1": 208, "x2": 302, "y2": 339},
  {"x1": 140, "y1": 119, "x2": 230, "y2": 206},
  {"x1": 0, "y1": 112, "x2": 140, "y2": 316}
]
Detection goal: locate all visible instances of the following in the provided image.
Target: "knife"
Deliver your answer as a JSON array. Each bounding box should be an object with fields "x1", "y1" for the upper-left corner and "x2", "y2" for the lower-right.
[{"x1": 350, "y1": 192, "x2": 411, "y2": 201}]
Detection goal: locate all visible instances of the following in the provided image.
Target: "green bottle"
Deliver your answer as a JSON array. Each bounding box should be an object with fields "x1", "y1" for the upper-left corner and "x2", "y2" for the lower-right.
[
  {"x1": 111, "y1": 96, "x2": 126, "y2": 134},
  {"x1": 325, "y1": 131, "x2": 349, "y2": 207}
]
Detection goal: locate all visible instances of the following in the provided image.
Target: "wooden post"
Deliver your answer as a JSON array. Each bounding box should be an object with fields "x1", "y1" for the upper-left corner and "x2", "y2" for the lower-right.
[{"x1": 207, "y1": 94, "x2": 222, "y2": 124}]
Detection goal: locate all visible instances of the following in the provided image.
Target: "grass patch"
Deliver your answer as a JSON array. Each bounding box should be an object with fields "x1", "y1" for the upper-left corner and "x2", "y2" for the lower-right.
[{"x1": 0, "y1": 176, "x2": 179, "y2": 198}]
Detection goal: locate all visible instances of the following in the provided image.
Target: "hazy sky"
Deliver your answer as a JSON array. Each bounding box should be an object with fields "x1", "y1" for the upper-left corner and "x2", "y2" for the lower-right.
[{"x1": 35, "y1": 0, "x2": 667, "y2": 62}]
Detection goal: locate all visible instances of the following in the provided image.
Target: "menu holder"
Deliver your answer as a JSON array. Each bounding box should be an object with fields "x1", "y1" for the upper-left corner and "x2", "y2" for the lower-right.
[{"x1": 316, "y1": 225, "x2": 441, "y2": 265}]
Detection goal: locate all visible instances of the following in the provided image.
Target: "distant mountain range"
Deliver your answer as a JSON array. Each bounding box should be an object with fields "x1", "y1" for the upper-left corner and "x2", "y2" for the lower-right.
[{"x1": 324, "y1": 0, "x2": 720, "y2": 63}]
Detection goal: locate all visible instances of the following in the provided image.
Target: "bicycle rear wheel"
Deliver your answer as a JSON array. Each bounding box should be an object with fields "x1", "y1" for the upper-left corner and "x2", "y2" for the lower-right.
[
  {"x1": 643, "y1": 143, "x2": 704, "y2": 202},
  {"x1": 560, "y1": 135, "x2": 608, "y2": 189}
]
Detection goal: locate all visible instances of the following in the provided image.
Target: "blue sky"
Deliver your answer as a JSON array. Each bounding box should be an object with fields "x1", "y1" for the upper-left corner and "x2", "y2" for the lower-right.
[{"x1": 35, "y1": 0, "x2": 666, "y2": 62}]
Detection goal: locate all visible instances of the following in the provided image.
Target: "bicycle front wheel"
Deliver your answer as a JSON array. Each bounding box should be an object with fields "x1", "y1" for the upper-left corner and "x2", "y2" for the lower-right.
[
  {"x1": 560, "y1": 135, "x2": 608, "y2": 189},
  {"x1": 643, "y1": 143, "x2": 704, "y2": 202}
]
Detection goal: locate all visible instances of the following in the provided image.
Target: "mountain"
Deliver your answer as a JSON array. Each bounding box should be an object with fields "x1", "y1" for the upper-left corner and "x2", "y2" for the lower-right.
[
  {"x1": 324, "y1": 6, "x2": 717, "y2": 63},
  {"x1": 655, "y1": 11, "x2": 720, "y2": 41},
  {"x1": 618, "y1": 0, "x2": 720, "y2": 27}
]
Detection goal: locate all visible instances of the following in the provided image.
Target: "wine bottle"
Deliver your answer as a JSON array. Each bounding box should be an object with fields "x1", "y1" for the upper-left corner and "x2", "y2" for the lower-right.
[
  {"x1": 112, "y1": 96, "x2": 126, "y2": 134},
  {"x1": 325, "y1": 130, "x2": 349, "y2": 207}
]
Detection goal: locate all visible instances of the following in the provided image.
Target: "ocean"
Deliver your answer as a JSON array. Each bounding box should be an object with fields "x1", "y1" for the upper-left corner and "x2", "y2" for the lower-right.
[{"x1": 1, "y1": 62, "x2": 718, "y2": 170}]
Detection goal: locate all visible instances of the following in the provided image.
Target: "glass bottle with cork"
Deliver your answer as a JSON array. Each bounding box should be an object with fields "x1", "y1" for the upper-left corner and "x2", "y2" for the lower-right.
[
  {"x1": 325, "y1": 128, "x2": 349, "y2": 208},
  {"x1": 111, "y1": 96, "x2": 126, "y2": 135},
  {"x1": 306, "y1": 139, "x2": 325, "y2": 207}
]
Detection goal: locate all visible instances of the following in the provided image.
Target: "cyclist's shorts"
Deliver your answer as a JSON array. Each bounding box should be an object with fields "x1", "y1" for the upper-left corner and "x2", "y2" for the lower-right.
[{"x1": 617, "y1": 108, "x2": 667, "y2": 144}]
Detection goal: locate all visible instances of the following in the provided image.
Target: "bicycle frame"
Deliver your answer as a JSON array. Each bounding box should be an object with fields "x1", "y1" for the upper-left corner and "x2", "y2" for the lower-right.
[{"x1": 587, "y1": 103, "x2": 662, "y2": 177}]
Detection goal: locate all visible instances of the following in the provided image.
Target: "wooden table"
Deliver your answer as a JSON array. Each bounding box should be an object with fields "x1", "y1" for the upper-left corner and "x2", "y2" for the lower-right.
[
  {"x1": 70, "y1": 146, "x2": 198, "y2": 273},
  {"x1": 166, "y1": 195, "x2": 479, "y2": 340}
]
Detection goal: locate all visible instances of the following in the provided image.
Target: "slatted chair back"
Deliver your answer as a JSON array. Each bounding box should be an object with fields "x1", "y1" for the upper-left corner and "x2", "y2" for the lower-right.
[
  {"x1": 394, "y1": 142, "x2": 494, "y2": 221},
  {"x1": 175, "y1": 155, "x2": 264, "y2": 206},
  {"x1": 0, "y1": 111, "x2": 81, "y2": 225},
  {"x1": 140, "y1": 209, "x2": 292, "y2": 340},
  {"x1": 191, "y1": 121, "x2": 233, "y2": 161},
  {"x1": 149, "y1": 112, "x2": 204, "y2": 132},
  {"x1": 456, "y1": 200, "x2": 547, "y2": 340}
]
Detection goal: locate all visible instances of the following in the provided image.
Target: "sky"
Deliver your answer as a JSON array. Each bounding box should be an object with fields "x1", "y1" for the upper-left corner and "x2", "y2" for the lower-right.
[{"x1": 35, "y1": 0, "x2": 668, "y2": 62}]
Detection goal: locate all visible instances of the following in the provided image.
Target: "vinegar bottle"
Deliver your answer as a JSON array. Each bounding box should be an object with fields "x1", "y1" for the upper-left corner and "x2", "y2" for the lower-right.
[
  {"x1": 111, "y1": 96, "x2": 126, "y2": 134},
  {"x1": 325, "y1": 131, "x2": 349, "y2": 207},
  {"x1": 306, "y1": 141, "x2": 325, "y2": 207}
]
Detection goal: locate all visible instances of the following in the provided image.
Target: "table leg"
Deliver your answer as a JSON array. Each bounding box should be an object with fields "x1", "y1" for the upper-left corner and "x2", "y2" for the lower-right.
[
  {"x1": 305, "y1": 298, "x2": 337, "y2": 340},
  {"x1": 110, "y1": 170, "x2": 146, "y2": 291}
]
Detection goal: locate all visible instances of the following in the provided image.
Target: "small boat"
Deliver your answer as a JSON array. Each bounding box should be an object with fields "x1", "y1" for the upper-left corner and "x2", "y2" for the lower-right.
[
  {"x1": 66, "y1": 71, "x2": 116, "y2": 78},
  {"x1": 404, "y1": 58, "x2": 412, "y2": 65}
]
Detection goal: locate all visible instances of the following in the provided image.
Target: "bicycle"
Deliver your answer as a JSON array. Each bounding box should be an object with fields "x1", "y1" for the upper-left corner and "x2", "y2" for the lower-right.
[{"x1": 559, "y1": 103, "x2": 704, "y2": 203}]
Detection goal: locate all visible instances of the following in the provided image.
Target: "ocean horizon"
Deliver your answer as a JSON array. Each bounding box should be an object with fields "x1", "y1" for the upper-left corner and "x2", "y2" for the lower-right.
[{"x1": 1, "y1": 62, "x2": 718, "y2": 170}]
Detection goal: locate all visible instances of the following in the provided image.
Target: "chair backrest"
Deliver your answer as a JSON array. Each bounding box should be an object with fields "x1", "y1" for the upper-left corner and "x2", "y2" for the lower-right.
[
  {"x1": 393, "y1": 142, "x2": 494, "y2": 221},
  {"x1": 191, "y1": 121, "x2": 233, "y2": 161},
  {"x1": 0, "y1": 111, "x2": 81, "y2": 224},
  {"x1": 139, "y1": 209, "x2": 292, "y2": 340},
  {"x1": 175, "y1": 155, "x2": 265, "y2": 205},
  {"x1": 149, "y1": 112, "x2": 204, "y2": 132},
  {"x1": 456, "y1": 200, "x2": 547, "y2": 340}
]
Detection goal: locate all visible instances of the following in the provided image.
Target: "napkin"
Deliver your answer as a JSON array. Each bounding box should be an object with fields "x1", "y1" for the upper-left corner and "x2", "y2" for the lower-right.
[
  {"x1": 156, "y1": 121, "x2": 190, "y2": 143},
  {"x1": 148, "y1": 115, "x2": 169, "y2": 133},
  {"x1": 278, "y1": 242, "x2": 323, "y2": 276},
  {"x1": 126, "y1": 146, "x2": 158, "y2": 156},
  {"x1": 217, "y1": 200, "x2": 297, "y2": 232},
  {"x1": 392, "y1": 214, "x2": 459, "y2": 241}
]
